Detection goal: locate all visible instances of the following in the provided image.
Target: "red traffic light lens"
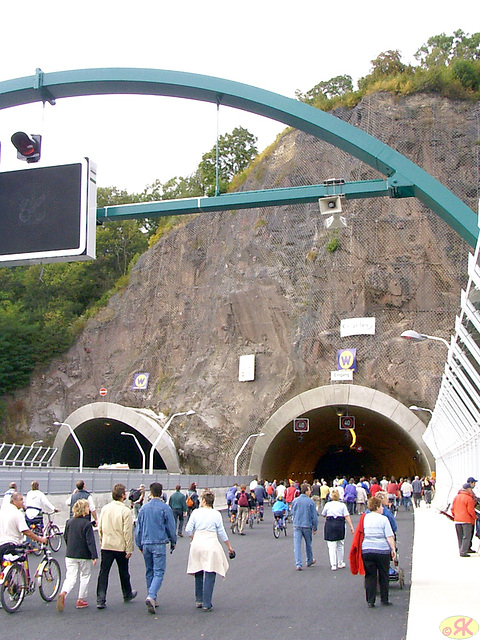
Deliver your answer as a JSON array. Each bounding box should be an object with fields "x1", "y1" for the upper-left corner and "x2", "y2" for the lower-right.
[
  {"x1": 11, "y1": 132, "x2": 34, "y2": 155},
  {"x1": 11, "y1": 132, "x2": 41, "y2": 162}
]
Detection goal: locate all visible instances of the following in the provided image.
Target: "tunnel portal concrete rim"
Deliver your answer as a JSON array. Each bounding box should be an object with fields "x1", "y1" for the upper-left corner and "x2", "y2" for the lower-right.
[
  {"x1": 52, "y1": 402, "x2": 181, "y2": 472},
  {"x1": 248, "y1": 384, "x2": 432, "y2": 476}
]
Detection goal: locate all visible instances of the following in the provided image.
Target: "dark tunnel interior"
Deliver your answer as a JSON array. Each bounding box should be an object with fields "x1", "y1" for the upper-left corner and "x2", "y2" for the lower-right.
[
  {"x1": 260, "y1": 405, "x2": 429, "y2": 483},
  {"x1": 59, "y1": 418, "x2": 166, "y2": 470}
]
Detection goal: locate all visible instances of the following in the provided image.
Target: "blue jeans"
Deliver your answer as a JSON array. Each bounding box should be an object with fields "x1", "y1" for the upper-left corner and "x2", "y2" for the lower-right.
[
  {"x1": 142, "y1": 543, "x2": 167, "y2": 600},
  {"x1": 293, "y1": 526, "x2": 313, "y2": 568},
  {"x1": 194, "y1": 571, "x2": 216, "y2": 609},
  {"x1": 403, "y1": 496, "x2": 412, "y2": 511}
]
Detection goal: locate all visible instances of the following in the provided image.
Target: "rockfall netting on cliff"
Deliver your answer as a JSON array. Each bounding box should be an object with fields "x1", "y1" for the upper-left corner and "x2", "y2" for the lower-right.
[{"x1": 22, "y1": 93, "x2": 480, "y2": 475}]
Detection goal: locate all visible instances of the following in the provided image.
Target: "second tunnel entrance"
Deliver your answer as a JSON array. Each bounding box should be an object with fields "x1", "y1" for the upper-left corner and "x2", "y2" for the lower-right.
[{"x1": 250, "y1": 385, "x2": 432, "y2": 483}]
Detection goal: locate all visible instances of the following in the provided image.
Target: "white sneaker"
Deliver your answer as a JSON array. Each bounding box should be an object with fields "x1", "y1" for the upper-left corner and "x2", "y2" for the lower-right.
[
  {"x1": 338, "y1": 562, "x2": 346, "y2": 569},
  {"x1": 331, "y1": 565, "x2": 337, "y2": 571}
]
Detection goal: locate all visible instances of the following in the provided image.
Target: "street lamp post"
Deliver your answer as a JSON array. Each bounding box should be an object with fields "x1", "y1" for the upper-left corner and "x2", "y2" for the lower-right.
[
  {"x1": 120, "y1": 431, "x2": 146, "y2": 475},
  {"x1": 53, "y1": 421, "x2": 83, "y2": 473},
  {"x1": 401, "y1": 330, "x2": 450, "y2": 348},
  {"x1": 233, "y1": 432, "x2": 265, "y2": 476},
  {"x1": 148, "y1": 410, "x2": 195, "y2": 475}
]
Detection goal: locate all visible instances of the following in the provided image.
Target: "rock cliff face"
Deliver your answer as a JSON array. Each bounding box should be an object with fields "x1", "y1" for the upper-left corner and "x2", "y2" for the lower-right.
[{"x1": 14, "y1": 93, "x2": 480, "y2": 473}]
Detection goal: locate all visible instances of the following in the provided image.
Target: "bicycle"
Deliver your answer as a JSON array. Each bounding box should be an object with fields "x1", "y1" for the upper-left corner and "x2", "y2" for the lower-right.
[
  {"x1": 28, "y1": 512, "x2": 63, "y2": 555},
  {"x1": 273, "y1": 514, "x2": 288, "y2": 538},
  {"x1": 248, "y1": 507, "x2": 256, "y2": 528},
  {"x1": 0, "y1": 542, "x2": 61, "y2": 613}
]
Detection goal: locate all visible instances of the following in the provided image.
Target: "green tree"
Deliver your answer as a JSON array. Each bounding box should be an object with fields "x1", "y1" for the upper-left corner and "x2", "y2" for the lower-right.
[
  {"x1": 452, "y1": 59, "x2": 480, "y2": 91},
  {"x1": 415, "y1": 30, "x2": 480, "y2": 68},
  {"x1": 296, "y1": 75, "x2": 353, "y2": 104},
  {"x1": 358, "y1": 50, "x2": 408, "y2": 90},
  {"x1": 198, "y1": 127, "x2": 258, "y2": 196}
]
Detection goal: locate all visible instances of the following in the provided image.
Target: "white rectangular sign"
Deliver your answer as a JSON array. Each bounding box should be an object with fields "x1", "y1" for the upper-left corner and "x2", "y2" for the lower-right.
[
  {"x1": 239, "y1": 354, "x2": 255, "y2": 382},
  {"x1": 340, "y1": 317, "x2": 376, "y2": 337},
  {"x1": 331, "y1": 369, "x2": 354, "y2": 381}
]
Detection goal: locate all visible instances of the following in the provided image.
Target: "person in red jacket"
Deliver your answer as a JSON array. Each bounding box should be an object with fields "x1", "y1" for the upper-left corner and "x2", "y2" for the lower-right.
[
  {"x1": 285, "y1": 482, "x2": 299, "y2": 517},
  {"x1": 451, "y1": 484, "x2": 477, "y2": 557},
  {"x1": 369, "y1": 478, "x2": 382, "y2": 497}
]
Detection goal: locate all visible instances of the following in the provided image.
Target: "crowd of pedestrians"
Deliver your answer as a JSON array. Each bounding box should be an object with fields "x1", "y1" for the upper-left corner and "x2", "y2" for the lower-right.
[
  {"x1": 259, "y1": 474, "x2": 436, "y2": 516},
  {"x1": 0, "y1": 470, "x2": 478, "y2": 617}
]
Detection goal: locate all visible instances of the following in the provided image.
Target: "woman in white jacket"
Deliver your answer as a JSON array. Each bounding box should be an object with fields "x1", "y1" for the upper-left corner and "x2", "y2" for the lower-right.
[
  {"x1": 321, "y1": 489, "x2": 354, "y2": 570},
  {"x1": 185, "y1": 490, "x2": 234, "y2": 612}
]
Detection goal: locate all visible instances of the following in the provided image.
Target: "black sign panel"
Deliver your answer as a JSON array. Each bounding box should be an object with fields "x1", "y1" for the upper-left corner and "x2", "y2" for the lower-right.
[
  {"x1": 0, "y1": 160, "x2": 96, "y2": 266},
  {"x1": 339, "y1": 415, "x2": 355, "y2": 430},
  {"x1": 294, "y1": 418, "x2": 309, "y2": 433}
]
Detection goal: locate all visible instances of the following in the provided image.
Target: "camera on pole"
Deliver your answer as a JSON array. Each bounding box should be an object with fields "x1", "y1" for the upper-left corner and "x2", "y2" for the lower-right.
[{"x1": 11, "y1": 132, "x2": 42, "y2": 163}]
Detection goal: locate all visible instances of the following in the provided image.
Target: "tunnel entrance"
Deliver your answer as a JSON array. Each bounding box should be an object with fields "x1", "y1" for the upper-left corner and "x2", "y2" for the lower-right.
[
  {"x1": 60, "y1": 417, "x2": 166, "y2": 470},
  {"x1": 250, "y1": 385, "x2": 432, "y2": 484},
  {"x1": 52, "y1": 403, "x2": 181, "y2": 472}
]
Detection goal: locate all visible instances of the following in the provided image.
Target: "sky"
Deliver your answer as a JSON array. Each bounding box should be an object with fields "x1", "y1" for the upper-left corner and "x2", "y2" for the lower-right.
[{"x1": 0, "y1": 1, "x2": 477, "y2": 194}]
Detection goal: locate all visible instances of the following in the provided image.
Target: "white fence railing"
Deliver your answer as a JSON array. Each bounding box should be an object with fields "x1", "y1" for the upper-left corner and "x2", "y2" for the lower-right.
[
  {"x1": 0, "y1": 443, "x2": 57, "y2": 467},
  {"x1": 424, "y1": 204, "x2": 480, "y2": 506}
]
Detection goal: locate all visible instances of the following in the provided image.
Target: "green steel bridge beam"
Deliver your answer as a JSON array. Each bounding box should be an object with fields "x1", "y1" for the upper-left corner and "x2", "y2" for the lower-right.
[
  {"x1": 96, "y1": 176, "x2": 412, "y2": 221},
  {"x1": 0, "y1": 68, "x2": 477, "y2": 246}
]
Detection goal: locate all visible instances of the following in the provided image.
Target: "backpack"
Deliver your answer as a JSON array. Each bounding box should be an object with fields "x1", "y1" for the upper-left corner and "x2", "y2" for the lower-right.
[
  {"x1": 238, "y1": 491, "x2": 248, "y2": 507},
  {"x1": 129, "y1": 488, "x2": 141, "y2": 502},
  {"x1": 186, "y1": 494, "x2": 194, "y2": 508}
]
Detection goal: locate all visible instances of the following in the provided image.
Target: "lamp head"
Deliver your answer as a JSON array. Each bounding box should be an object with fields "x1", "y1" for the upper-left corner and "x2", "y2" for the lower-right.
[{"x1": 401, "y1": 330, "x2": 427, "y2": 342}]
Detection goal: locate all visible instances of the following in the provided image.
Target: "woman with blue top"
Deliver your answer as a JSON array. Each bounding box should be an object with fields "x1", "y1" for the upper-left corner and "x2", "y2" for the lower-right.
[
  {"x1": 185, "y1": 489, "x2": 234, "y2": 612},
  {"x1": 362, "y1": 496, "x2": 396, "y2": 608}
]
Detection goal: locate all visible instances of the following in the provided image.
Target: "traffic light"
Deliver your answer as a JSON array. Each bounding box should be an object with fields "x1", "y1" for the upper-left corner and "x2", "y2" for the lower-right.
[{"x1": 11, "y1": 132, "x2": 42, "y2": 163}]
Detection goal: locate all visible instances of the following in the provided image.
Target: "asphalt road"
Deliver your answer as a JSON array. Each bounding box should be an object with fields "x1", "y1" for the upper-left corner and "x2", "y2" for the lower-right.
[{"x1": 0, "y1": 507, "x2": 413, "y2": 640}]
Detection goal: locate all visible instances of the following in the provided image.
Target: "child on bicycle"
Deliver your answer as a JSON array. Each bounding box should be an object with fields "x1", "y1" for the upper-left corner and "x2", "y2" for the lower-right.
[{"x1": 272, "y1": 495, "x2": 288, "y2": 528}]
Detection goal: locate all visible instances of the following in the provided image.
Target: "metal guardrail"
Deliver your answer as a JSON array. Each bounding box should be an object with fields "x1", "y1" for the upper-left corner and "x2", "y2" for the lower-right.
[{"x1": 0, "y1": 467, "x2": 252, "y2": 496}]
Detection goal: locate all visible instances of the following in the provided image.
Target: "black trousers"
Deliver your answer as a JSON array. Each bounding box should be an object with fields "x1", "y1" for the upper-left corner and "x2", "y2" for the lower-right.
[
  {"x1": 96, "y1": 549, "x2": 133, "y2": 604},
  {"x1": 362, "y1": 552, "x2": 390, "y2": 604}
]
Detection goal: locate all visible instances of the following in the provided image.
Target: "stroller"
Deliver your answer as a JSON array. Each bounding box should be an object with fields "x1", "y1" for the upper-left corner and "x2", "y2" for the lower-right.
[{"x1": 388, "y1": 535, "x2": 405, "y2": 589}]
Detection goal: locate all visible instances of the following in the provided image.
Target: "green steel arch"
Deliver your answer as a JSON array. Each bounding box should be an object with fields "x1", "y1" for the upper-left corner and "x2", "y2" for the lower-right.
[{"x1": 0, "y1": 67, "x2": 477, "y2": 246}]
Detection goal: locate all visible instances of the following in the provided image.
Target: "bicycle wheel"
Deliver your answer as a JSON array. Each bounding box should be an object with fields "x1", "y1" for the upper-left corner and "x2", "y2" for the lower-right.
[
  {"x1": 48, "y1": 524, "x2": 63, "y2": 552},
  {"x1": 231, "y1": 518, "x2": 238, "y2": 535},
  {"x1": 248, "y1": 516, "x2": 254, "y2": 529},
  {"x1": 0, "y1": 564, "x2": 27, "y2": 613},
  {"x1": 30, "y1": 539, "x2": 43, "y2": 556},
  {"x1": 273, "y1": 522, "x2": 280, "y2": 538},
  {"x1": 39, "y1": 558, "x2": 61, "y2": 602},
  {"x1": 284, "y1": 523, "x2": 288, "y2": 536}
]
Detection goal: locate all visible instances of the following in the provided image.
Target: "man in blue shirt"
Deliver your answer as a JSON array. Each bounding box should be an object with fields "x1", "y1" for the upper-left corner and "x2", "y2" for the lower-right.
[
  {"x1": 135, "y1": 482, "x2": 176, "y2": 615},
  {"x1": 291, "y1": 483, "x2": 318, "y2": 571}
]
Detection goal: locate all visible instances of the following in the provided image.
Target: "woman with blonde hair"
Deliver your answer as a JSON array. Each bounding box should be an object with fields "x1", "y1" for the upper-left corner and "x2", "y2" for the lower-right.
[
  {"x1": 185, "y1": 490, "x2": 234, "y2": 612},
  {"x1": 321, "y1": 488, "x2": 354, "y2": 570},
  {"x1": 57, "y1": 498, "x2": 98, "y2": 612}
]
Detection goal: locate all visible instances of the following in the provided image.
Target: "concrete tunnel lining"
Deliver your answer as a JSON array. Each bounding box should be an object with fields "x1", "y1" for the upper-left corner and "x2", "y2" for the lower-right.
[
  {"x1": 248, "y1": 385, "x2": 433, "y2": 481},
  {"x1": 52, "y1": 402, "x2": 181, "y2": 472}
]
